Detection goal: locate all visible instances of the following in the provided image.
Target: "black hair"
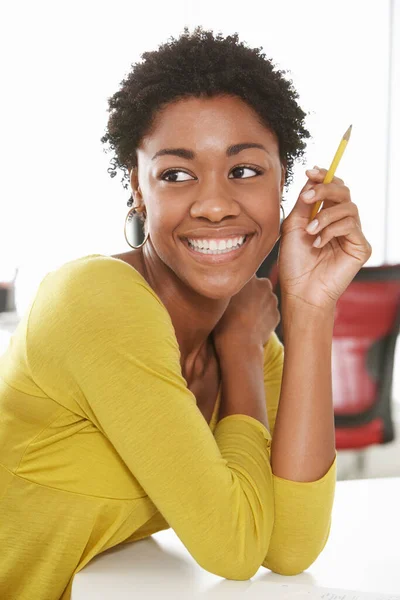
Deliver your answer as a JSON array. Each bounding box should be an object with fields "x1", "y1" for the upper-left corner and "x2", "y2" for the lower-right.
[{"x1": 101, "y1": 26, "x2": 310, "y2": 196}]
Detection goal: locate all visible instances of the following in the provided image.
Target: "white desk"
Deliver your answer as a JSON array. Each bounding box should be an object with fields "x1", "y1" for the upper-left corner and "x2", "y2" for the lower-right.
[{"x1": 71, "y1": 477, "x2": 400, "y2": 599}]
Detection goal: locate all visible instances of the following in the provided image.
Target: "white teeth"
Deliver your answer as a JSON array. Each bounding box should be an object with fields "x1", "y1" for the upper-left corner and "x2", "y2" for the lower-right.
[
  {"x1": 187, "y1": 236, "x2": 245, "y2": 251},
  {"x1": 187, "y1": 235, "x2": 247, "y2": 254}
]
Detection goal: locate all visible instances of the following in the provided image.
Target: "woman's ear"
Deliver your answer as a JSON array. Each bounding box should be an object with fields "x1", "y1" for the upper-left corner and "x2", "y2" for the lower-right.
[
  {"x1": 129, "y1": 167, "x2": 144, "y2": 210},
  {"x1": 130, "y1": 167, "x2": 140, "y2": 196}
]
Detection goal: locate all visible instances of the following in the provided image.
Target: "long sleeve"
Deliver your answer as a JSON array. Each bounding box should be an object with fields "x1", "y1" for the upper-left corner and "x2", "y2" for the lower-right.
[
  {"x1": 25, "y1": 255, "x2": 274, "y2": 581},
  {"x1": 261, "y1": 333, "x2": 336, "y2": 575}
]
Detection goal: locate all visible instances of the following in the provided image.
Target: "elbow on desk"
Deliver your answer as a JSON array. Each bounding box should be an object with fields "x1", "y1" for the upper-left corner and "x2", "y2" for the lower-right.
[
  {"x1": 199, "y1": 542, "x2": 317, "y2": 580},
  {"x1": 261, "y1": 517, "x2": 332, "y2": 576},
  {"x1": 193, "y1": 514, "x2": 330, "y2": 580},
  {"x1": 262, "y1": 556, "x2": 313, "y2": 577},
  {"x1": 188, "y1": 472, "x2": 276, "y2": 580},
  {"x1": 194, "y1": 526, "x2": 273, "y2": 580},
  {"x1": 195, "y1": 536, "x2": 270, "y2": 581},
  {"x1": 262, "y1": 538, "x2": 329, "y2": 576},
  {"x1": 198, "y1": 557, "x2": 261, "y2": 581},
  {"x1": 191, "y1": 533, "x2": 267, "y2": 580}
]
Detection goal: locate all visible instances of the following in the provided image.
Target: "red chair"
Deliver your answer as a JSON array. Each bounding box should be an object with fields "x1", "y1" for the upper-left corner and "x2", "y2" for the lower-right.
[
  {"x1": 332, "y1": 264, "x2": 400, "y2": 454},
  {"x1": 257, "y1": 251, "x2": 400, "y2": 471}
]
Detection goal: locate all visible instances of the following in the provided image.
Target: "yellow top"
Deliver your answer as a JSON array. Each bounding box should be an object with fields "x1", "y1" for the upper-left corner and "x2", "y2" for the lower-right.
[{"x1": 0, "y1": 254, "x2": 336, "y2": 600}]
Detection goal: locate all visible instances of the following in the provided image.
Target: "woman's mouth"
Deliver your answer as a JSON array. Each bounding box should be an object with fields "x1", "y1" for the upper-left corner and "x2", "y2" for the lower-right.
[{"x1": 182, "y1": 234, "x2": 254, "y2": 264}]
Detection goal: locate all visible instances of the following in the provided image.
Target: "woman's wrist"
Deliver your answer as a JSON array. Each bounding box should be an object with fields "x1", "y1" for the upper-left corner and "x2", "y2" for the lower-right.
[
  {"x1": 217, "y1": 343, "x2": 268, "y2": 428},
  {"x1": 213, "y1": 334, "x2": 264, "y2": 360},
  {"x1": 216, "y1": 340, "x2": 264, "y2": 368},
  {"x1": 281, "y1": 294, "x2": 335, "y2": 335}
]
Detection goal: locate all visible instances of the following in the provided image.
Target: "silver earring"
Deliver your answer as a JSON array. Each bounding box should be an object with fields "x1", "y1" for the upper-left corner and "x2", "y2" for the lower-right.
[
  {"x1": 124, "y1": 195, "x2": 149, "y2": 249},
  {"x1": 280, "y1": 204, "x2": 285, "y2": 229}
]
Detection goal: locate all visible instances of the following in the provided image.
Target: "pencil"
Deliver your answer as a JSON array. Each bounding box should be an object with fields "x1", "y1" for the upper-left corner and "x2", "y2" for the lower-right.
[{"x1": 309, "y1": 125, "x2": 352, "y2": 222}]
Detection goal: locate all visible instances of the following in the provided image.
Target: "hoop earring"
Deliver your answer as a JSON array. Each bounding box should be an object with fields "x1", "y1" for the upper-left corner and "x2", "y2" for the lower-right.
[
  {"x1": 279, "y1": 203, "x2": 285, "y2": 230},
  {"x1": 124, "y1": 196, "x2": 149, "y2": 249}
]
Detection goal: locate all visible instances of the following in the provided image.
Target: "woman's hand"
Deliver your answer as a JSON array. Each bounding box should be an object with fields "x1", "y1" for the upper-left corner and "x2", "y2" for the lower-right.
[
  {"x1": 278, "y1": 167, "x2": 372, "y2": 311},
  {"x1": 212, "y1": 276, "x2": 280, "y2": 352}
]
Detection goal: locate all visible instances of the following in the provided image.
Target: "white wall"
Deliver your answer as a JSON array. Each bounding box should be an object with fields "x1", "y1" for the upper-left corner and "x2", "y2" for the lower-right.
[
  {"x1": 387, "y1": 0, "x2": 400, "y2": 264},
  {"x1": 0, "y1": 0, "x2": 397, "y2": 314}
]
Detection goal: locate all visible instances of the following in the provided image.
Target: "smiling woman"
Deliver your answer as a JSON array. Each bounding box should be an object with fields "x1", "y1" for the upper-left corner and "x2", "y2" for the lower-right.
[{"x1": 0, "y1": 26, "x2": 372, "y2": 600}]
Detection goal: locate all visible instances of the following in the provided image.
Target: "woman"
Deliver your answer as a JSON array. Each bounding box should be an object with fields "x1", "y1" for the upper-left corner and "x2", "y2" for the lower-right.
[{"x1": 0, "y1": 27, "x2": 371, "y2": 599}]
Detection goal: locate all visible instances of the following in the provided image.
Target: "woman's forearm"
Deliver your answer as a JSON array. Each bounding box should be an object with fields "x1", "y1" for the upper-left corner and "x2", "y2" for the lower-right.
[
  {"x1": 217, "y1": 342, "x2": 270, "y2": 430},
  {"x1": 271, "y1": 297, "x2": 336, "y2": 482}
]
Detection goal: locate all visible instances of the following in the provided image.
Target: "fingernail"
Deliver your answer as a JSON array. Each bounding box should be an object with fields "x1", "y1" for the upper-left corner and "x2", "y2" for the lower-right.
[
  {"x1": 302, "y1": 189, "x2": 316, "y2": 200},
  {"x1": 313, "y1": 236, "x2": 321, "y2": 247},
  {"x1": 306, "y1": 219, "x2": 319, "y2": 233},
  {"x1": 307, "y1": 169, "x2": 320, "y2": 176}
]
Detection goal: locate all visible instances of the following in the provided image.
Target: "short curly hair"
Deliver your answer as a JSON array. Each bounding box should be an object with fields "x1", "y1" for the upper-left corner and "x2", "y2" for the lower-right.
[{"x1": 101, "y1": 26, "x2": 310, "y2": 198}]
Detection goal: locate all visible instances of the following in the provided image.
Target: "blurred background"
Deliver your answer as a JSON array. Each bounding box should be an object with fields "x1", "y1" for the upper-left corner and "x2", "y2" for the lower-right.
[{"x1": 0, "y1": 0, "x2": 399, "y2": 480}]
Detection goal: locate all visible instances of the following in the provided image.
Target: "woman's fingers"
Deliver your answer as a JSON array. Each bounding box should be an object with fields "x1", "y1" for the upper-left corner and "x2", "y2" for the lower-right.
[
  {"x1": 310, "y1": 217, "x2": 365, "y2": 251},
  {"x1": 298, "y1": 172, "x2": 371, "y2": 257},
  {"x1": 298, "y1": 167, "x2": 345, "y2": 199},
  {"x1": 306, "y1": 210, "x2": 368, "y2": 252},
  {"x1": 305, "y1": 167, "x2": 345, "y2": 186},
  {"x1": 305, "y1": 202, "x2": 361, "y2": 237},
  {"x1": 301, "y1": 181, "x2": 351, "y2": 214},
  {"x1": 292, "y1": 167, "x2": 348, "y2": 222}
]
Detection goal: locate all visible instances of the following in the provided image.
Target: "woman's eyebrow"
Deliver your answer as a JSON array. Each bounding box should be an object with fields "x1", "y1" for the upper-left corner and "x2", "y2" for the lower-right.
[{"x1": 151, "y1": 143, "x2": 269, "y2": 161}]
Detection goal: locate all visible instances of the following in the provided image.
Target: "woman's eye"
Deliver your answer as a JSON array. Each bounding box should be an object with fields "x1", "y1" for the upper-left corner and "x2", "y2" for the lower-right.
[
  {"x1": 229, "y1": 166, "x2": 262, "y2": 179},
  {"x1": 160, "y1": 166, "x2": 262, "y2": 181},
  {"x1": 161, "y1": 170, "x2": 195, "y2": 182}
]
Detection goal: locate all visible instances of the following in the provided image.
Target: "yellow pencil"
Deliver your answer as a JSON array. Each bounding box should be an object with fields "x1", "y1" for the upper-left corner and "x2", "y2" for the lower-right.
[{"x1": 309, "y1": 124, "x2": 352, "y2": 222}]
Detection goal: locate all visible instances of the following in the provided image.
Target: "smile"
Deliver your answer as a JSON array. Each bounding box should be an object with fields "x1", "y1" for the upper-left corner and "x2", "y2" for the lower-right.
[{"x1": 182, "y1": 234, "x2": 253, "y2": 264}]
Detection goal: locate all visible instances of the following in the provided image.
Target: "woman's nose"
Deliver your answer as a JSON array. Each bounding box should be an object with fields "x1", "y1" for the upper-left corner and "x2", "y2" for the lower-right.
[{"x1": 189, "y1": 177, "x2": 241, "y2": 221}]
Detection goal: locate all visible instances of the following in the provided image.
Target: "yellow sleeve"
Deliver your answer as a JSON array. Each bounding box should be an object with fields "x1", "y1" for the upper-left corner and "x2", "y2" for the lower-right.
[
  {"x1": 261, "y1": 333, "x2": 336, "y2": 575},
  {"x1": 26, "y1": 256, "x2": 273, "y2": 581}
]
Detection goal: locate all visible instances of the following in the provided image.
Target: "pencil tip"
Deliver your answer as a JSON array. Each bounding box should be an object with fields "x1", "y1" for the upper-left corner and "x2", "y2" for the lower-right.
[{"x1": 343, "y1": 124, "x2": 352, "y2": 141}]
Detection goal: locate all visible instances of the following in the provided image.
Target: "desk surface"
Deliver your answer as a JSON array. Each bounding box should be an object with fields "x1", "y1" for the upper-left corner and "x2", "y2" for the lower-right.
[{"x1": 71, "y1": 477, "x2": 400, "y2": 599}]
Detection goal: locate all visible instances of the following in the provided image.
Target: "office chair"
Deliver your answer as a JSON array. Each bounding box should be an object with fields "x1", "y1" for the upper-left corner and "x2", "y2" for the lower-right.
[
  {"x1": 332, "y1": 264, "x2": 400, "y2": 474},
  {"x1": 257, "y1": 249, "x2": 400, "y2": 476}
]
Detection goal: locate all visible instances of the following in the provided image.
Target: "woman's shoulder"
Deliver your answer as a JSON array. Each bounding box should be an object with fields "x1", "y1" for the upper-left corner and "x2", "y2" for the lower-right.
[
  {"x1": 50, "y1": 252, "x2": 148, "y2": 287},
  {"x1": 33, "y1": 253, "x2": 168, "y2": 321},
  {"x1": 25, "y1": 253, "x2": 182, "y2": 397}
]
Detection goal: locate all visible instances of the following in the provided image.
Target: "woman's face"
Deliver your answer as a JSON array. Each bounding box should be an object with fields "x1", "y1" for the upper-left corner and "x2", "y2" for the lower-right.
[{"x1": 132, "y1": 95, "x2": 285, "y2": 300}]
